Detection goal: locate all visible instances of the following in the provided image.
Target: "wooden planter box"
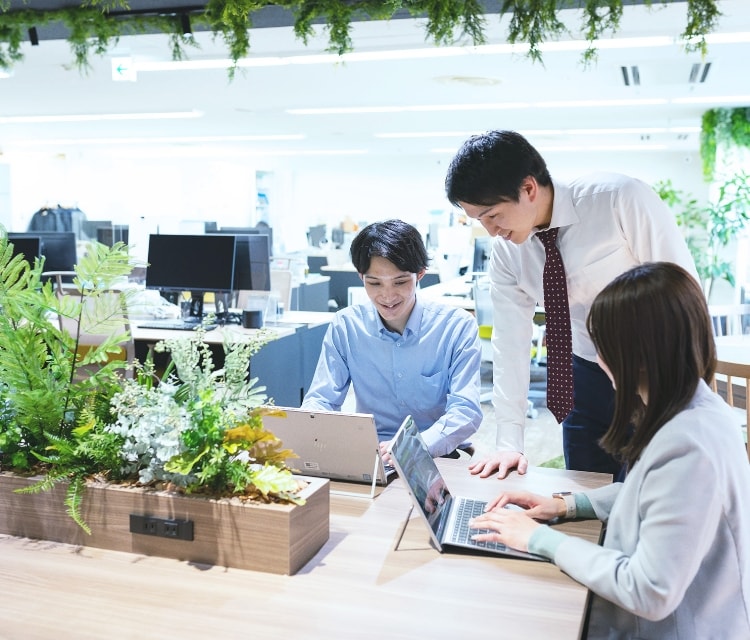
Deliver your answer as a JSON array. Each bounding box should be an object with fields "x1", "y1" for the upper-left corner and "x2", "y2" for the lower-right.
[{"x1": 0, "y1": 473, "x2": 329, "y2": 575}]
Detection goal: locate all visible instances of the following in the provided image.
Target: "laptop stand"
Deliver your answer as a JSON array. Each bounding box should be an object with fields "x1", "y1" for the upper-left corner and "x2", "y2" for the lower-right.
[
  {"x1": 393, "y1": 505, "x2": 414, "y2": 551},
  {"x1": 329, "y1": 452, "x2": 381, "y2": 499}
]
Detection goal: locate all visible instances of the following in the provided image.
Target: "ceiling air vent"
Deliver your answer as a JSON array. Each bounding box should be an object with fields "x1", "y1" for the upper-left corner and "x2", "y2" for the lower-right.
[
  {"x1": 689, "y1": 62, "x2": 712, "y2": 83},
  {"x1": 620, "y1": 65, "x2": 641, "y2": 87}
]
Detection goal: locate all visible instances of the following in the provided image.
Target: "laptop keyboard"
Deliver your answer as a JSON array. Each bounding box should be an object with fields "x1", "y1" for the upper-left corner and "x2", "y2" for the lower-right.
[{"x1": 449, "y1": 498, "x2": 508, "y2": 551}]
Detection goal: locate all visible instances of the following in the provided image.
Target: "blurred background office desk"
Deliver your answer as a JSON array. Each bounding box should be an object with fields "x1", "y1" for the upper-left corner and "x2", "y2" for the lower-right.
[
  {"x1": 0, "y1": 460, "x2": 609, "y2": 640},
  {"x1": 420, "y1": 275, "x2": 476, "y2": 312},
  {"x1": 290, "y1": 273, "x2": 330, "y2": 312},
  {"x1": 132, "y1": 314, "x2": 332, "y2": 407}
]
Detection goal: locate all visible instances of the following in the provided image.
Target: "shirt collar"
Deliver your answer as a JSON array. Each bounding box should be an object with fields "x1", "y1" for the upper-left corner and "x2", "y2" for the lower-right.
[{"x1": 535, "y1": 178, "x2": 580, "y2": 236}]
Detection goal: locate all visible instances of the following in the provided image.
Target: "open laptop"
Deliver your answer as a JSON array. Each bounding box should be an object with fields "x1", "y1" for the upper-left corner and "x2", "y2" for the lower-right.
[
  {"x1": 388, "y1": 415, "x2": 547, "y2": 561},
  {"x1": 260, "y1": 407, "x2": 396, "y2": 497}
]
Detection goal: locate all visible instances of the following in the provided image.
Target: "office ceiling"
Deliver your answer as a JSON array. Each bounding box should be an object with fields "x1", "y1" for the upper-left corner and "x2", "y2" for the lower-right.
[{"x1": 1, "y1": 0, "x2": 749, "y2": 161}]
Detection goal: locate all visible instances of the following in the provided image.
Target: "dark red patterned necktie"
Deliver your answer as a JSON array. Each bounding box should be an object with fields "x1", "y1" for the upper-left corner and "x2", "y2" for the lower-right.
[{"x1": 537, "y1": 227, "x2": 574, "y2": 422}]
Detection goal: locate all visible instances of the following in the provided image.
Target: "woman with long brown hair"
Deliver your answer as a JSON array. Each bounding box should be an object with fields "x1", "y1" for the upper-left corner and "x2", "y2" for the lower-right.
[{"x1": 470, "y1": 262, "x2": 750, "y2": 638}]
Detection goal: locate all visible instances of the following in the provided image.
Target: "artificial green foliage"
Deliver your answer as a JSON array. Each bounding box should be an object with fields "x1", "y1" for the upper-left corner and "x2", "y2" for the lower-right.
[
  {"x1": 0, "y1": 231, "x2": 308, "y2": 531},
  {"x1": 655, "y1": 172, "x2": 750, "y2": 298},
  {"x1": 0, "y1": 234, "x2": 136, "y2": 529},
  {"x1": 683, "y1": 0, "x2": 722, "y2": 55},
  {"x1": 0, "y1": 0, "x2": 724, "y2": 74},
  {"x1": 700, "y1": 107, "x2": 750, "y2": 181},
  {"x1": 502, "y1": 0, "x2": 566, "y2": 63},
  {"x1": 0, "y1": 234, "x2": 135, "y2": 466},
  {"x1": 107, "y1": 331, "x2": 304, "y2": 505}
]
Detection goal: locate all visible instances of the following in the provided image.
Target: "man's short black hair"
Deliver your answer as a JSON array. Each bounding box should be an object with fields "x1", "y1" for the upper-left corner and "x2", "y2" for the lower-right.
[
  {"x1": 350, "y1": 219, "x2": 429, "y2": 275},
  {"x1": 445, "y1": 130, "x2": 552, "y2": 207}
]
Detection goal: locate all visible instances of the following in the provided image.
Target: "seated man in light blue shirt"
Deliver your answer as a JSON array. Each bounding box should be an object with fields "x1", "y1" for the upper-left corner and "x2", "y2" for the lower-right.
[{"x1": 302, "y1": 219, "x2": 482, "y2": 459}]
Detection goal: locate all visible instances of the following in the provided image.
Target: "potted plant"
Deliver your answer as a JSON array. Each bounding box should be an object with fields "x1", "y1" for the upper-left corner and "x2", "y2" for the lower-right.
[
  {"x1": 0, "y1": 232, "x2": 329, "y2": 574},
  {"x1": 654, "y1": 172, "x2": 750, "y2": 301}
]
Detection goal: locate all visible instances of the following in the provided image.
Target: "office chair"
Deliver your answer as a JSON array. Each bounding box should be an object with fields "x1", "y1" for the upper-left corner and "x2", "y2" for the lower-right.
[
  {"x1": 708, "y1": 304, "x2": 750, "y2": 336},
  {"x1": 711, "y1": 358, "x2": 750, "y2": 462}
]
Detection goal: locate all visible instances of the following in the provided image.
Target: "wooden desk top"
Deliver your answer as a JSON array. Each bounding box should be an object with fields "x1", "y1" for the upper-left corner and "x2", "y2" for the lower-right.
[{"x1": 0, "y1": 461, "x2": 609, "y2": 639}]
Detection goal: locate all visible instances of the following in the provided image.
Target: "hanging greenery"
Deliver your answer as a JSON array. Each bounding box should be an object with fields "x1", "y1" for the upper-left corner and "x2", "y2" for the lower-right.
[
  {"x1": 0, "y1": 0, "x2": 724, "y2": 75},
  {"x1": 700, "y1": 107, "x2": 750, "y2": 181}
]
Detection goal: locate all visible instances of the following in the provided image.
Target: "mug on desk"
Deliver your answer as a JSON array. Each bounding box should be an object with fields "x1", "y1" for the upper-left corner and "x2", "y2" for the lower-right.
[{"x1": 242, "y1": 309, "x2": 264, "y2": 329}]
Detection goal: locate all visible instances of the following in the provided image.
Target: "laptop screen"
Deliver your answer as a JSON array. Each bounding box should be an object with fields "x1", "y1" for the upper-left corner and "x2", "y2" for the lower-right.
[{"x1": 389, "y1": 416, "x2": 453, "y2": 538}]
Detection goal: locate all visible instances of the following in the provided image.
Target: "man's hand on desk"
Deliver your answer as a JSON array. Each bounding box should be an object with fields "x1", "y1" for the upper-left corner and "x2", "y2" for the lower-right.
[{"x1": 468, "y1": 450, "x2": 528, "y2": 479}]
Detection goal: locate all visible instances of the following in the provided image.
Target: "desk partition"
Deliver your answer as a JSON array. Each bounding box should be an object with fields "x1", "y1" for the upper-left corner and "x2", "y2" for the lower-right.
[{"x1": 132, "y1": 315, "x2": 329, "y2": 408}]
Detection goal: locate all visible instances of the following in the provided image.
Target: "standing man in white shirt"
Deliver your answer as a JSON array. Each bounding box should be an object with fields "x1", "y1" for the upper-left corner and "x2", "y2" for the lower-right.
[{"x1": 445, "y1": 130, "x2": 698, "y2": 479}]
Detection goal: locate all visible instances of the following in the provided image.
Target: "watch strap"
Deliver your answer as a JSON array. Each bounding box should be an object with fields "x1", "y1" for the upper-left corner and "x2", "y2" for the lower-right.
[{"x1": 552, "y1": 492, "x2": 576, "y2": 519}]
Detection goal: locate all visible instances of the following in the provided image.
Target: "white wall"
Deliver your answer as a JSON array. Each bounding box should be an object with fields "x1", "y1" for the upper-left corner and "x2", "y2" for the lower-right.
[
  {"x1": 4, "y1": 146, "x2": 708, "y2": 255},
  {"x1": 0, "y1": 163, "x2": 10, "y2": 231}
]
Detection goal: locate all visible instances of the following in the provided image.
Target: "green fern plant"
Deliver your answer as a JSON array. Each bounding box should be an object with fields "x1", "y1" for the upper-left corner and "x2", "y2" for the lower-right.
[
  {"x1": 0, "y1": 234, "x2": 135, "y2": 467},
  {"x1": 0, "y1": 232, "x2": 137, "y2": 530}
]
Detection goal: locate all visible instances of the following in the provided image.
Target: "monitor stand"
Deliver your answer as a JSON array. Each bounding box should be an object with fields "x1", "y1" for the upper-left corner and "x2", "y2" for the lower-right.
[
  {"x1": 188, "y1": 292, "x2": 204, "y2": 320},
  {"x1": 160, "y1": 290, "x2": 180, "y2": 306},
  {"x1": 214, "y1": 292, "x2": 232, "y2": 321}
]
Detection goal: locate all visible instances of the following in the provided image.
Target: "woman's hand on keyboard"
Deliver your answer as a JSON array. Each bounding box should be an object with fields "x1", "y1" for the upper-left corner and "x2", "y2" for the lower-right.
[
  {"x1": 484, "y1": 490, "x2": 564, "y2": 521},
  {"x1": 468, "y1": 505, "x2": 541, "y2": 552}
]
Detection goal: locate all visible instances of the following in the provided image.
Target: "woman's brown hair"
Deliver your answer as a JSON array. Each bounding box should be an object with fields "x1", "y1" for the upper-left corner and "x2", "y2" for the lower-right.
[{"x1": 586, "y1": 262, "x2": 716, "y2": 468}]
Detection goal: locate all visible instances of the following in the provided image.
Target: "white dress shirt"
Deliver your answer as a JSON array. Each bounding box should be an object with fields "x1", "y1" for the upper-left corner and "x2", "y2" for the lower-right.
[{"x1": 489, "y1": 172, "x2": 699, "y2": 452}]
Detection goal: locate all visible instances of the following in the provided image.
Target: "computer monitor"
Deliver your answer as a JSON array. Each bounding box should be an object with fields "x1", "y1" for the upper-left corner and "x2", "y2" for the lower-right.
[
  {"x1": 145, "y1": 234, "x2": 237, "y2": 319},
  {"x1": 80, "y1": 219, "x2": 113, "y2": 242},
  {"x1": 8, "y1": 232, "x2": 77, "y2": 277},
  {"x1": 8, "y1": 235, "x2": 42, "y2": 268},
  {"x1": 331, "y1": 227, "x2": 345, "y2": 248},
  {"x1": 97, "y1": 225, "x2": 129, "y2": 247},
  {"x1": 473, "y1": 236, "x2": 492, "y2": 273},
  {"x1": 217, "y1": 226, "x2": 274, "y2": 256},
  {"x1": 237, "y1": 234, "x2": 271, "y2": 292},
  {"x1": 208, "y1": 230, "x2": 272, "y2": 292},
  {"x1": 307, "y1": 255, "x2": 328, "y2": 274},
  {"x1": 307, "y1": 224, "x2": 326, "y2": 248}
]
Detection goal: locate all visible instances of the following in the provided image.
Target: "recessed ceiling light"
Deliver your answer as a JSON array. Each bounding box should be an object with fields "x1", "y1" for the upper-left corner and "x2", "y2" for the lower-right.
[
  {"x1": 287, "y1": 98, "x2": 669, "y2": 115},
  {"x1": 434, "y1": 75, "x2": 501, "y2": 86},
  {"x1": 10, "y1": 134, "x2": 306, "y2": 146},
  {"x1": 0, "y1": 110, "x2": 203, "y2": 124}
]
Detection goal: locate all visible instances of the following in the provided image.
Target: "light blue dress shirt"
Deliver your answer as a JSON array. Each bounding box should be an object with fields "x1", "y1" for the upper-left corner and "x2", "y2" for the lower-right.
[{"x1": 302, "y1": 296, "x2": 482, "y2": 457}]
